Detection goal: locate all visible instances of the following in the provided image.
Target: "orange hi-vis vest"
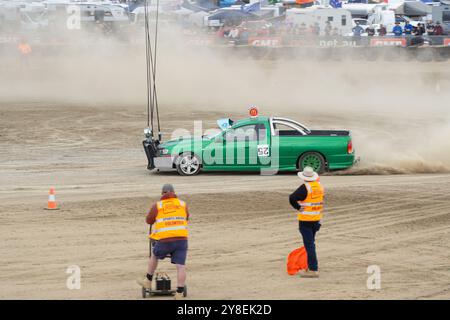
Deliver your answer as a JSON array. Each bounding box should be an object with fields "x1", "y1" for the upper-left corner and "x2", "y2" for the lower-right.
[
  {"x1": 297, "y1": 181, "x2": 324, "y2": 222},
  {"x1": 18, "y1": 43, "x2": 32, "y2": 55},
  {"x1": 150, "y1": 198, "x2": 188, "y2": 241}
]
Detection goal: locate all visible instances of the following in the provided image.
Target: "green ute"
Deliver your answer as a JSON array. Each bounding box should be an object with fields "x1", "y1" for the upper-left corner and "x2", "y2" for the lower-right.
[{"x1": 144, "y1": 115, "x2": 356, "y2": 176}]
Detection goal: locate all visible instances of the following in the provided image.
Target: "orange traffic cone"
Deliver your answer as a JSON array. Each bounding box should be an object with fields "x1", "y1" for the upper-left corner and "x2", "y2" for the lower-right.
[{"x1": 45, "y1": 187, "x2": 59, "y2": 210}]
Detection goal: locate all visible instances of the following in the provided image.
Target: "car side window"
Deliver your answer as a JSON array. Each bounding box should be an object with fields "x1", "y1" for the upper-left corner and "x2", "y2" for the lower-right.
[
  {"x1": 273, "y1": 121, "x2": 304, "y2": 136},
  {"x1": 225, "y1": 125, "x2": 257, "y2": 142}
]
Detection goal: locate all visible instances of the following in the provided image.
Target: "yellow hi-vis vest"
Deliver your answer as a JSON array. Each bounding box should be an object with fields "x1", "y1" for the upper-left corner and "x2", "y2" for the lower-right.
[
  {"x1": 150, "y1": 198, "x2": 188, "y2": 241},
  {"x1": 297, "y1": 181, "x2": 324, "y2": 222}
]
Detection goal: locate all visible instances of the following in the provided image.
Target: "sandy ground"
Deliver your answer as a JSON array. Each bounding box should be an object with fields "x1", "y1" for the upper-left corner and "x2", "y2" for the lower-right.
[{"x1": 0, "y1": 101, "x2": 449, "y2": 300}]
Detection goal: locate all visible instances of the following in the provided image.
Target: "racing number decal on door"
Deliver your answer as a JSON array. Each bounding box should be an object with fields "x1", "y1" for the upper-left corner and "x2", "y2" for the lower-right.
[{"x1": 257, "y1": 145, "x2": 270, "y2": 157}]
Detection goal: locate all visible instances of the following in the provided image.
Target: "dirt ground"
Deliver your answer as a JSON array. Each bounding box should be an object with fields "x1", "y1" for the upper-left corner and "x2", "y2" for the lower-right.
[{"x1": 1, "y1": 101, "x2": 449, "y2": 300}]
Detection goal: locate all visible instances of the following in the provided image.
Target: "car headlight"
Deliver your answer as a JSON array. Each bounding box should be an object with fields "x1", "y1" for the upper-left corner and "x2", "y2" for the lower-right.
[
  {"x1": 144, "y1": 128, "x2": 152, "y2": 138},
  {"x1": 159, "y1": 148, "x2": 169, "y2": 155}
]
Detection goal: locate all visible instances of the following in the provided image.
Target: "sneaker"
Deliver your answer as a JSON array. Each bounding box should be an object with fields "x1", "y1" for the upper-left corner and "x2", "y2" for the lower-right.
[
  {"x1": 174, "y1": 291, "x2": 186, "y2": 300},
  {"x1": 299, "y1": 269, "x2": 319, "y2": 278},
  {"x1": 137, "y1": 277, "x2": 152, "y2": 289}
]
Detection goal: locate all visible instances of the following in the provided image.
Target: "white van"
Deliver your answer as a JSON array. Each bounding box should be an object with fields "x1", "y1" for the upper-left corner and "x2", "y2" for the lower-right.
[
  {"x1": 344, "y1": 3, "x2": 396, "y2": 32},
  {"x1": 286, "y1": 7, "x2": 353, "y2": 35}
]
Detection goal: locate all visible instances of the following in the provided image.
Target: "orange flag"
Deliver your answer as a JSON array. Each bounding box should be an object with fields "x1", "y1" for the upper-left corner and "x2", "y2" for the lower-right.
[{"x1": 287, "y1": 246, "x2": 308, "y2": 275}]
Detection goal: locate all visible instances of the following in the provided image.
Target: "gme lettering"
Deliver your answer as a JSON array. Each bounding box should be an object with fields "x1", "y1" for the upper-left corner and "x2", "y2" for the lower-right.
[{"x1": 250, "y1": 39, "x2": 280, "y2": 47}]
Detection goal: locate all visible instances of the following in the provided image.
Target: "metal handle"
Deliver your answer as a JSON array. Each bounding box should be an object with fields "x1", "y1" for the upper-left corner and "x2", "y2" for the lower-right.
[{"x1": 149, "y1": 225, "x2": 152, "y2": 258}]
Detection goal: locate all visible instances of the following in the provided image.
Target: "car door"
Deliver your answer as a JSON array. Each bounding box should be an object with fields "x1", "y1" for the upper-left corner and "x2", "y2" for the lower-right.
[
  {"x1": 223, "y1": 123, "x2": 270, "y2": 169},
  {"x1": 200, "y1": 127, "x2": 253, "y2": 170},
  {"x1": 272, "y1": 120, "x2": 307, "y2": 169},
  {"x1": 223, "y1": 124, "x2": 256, "y2": 168}
]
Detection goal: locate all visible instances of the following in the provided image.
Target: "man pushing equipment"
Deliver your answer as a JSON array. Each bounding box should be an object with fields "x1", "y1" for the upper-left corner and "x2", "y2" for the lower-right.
[{"x1": 138, "y1": 184, "x2": 189, "y2": 299}]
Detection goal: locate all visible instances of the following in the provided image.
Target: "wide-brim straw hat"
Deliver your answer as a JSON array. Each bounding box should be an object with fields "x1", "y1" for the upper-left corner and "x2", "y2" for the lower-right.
[{"x1": 297, "y1": 166, "x2": 319, "y2": 182}]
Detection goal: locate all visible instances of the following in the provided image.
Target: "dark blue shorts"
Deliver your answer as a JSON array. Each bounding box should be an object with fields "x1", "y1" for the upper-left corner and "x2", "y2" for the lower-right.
[{"x1": 153, "y1": 240, "x2": 188, "y2": 265}]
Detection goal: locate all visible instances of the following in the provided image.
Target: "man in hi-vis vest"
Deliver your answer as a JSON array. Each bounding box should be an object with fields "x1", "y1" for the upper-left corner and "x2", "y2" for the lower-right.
[
  {"x1": 289, "y1": 167, "x2": 324, "y2": 278},
  {"x1": 138, "y1": 184, "x2": 189, "y2": 299}
]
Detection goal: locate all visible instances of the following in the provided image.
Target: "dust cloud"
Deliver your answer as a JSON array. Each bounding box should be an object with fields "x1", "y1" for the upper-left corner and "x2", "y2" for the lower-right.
[{"x1": 1, "y1": 25, "x2": 449, "y2": 174}]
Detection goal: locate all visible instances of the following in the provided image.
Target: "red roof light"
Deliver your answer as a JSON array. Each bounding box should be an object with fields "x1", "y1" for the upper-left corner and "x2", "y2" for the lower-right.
[{"x1": 249, "y1": 107, "x2": 258, "y2": 118}]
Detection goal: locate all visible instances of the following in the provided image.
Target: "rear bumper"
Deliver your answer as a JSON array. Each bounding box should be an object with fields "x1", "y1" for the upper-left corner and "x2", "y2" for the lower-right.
[{"x1": 327, "y1": 153, "x2": 356, "y2": 170}]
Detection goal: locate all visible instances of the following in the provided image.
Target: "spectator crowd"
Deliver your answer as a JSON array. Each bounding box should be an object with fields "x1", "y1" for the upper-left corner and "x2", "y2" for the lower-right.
[{"x1": 210, "y1": 18, "x2": 446, "y2": 42}]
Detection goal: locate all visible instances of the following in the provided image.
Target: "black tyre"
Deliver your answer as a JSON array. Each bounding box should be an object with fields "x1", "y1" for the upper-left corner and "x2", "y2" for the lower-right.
[
  {"x1": 183, "y1": 285, "x2": 187, "y2": 297},
  {"x1": 175, "y1": 153, "x2": 201, "y2": 176},
  {"x1": 142, "y1": 287, "x2": 147, "y2": 298},
  {"x1": 298, "y1": 152, "x2": 326, "y2": 174}
]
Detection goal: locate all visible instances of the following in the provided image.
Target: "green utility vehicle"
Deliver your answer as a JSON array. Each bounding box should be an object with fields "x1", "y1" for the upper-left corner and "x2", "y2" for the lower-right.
[{"x1": 144, "y1": 114, "x2": 356, "y2": 176}]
